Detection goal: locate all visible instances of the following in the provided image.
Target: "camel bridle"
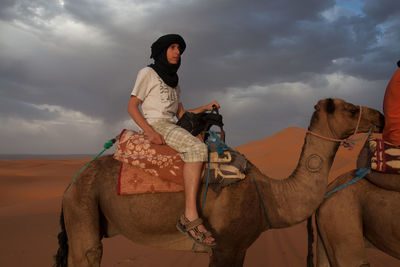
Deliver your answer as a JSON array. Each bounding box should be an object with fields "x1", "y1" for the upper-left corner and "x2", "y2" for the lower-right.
[
  {"x1": 307, "y1": 105, "x2": 367, "y2": 150},
  {"x1": 250, "y1": 105, "x2": 369, "y2": 230}
]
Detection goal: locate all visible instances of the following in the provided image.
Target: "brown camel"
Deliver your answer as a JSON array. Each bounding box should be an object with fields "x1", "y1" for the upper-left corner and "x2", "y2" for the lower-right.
[
  {"x1": 54, "y1": 98, "x2": 384, "y2": 267},
  {"x1": 315, "y1": 170, "x2": 400, "y2": 267}
]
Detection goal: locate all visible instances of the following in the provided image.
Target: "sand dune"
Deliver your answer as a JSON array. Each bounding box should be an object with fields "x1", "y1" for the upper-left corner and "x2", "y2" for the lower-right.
[{"x1": 0, "y1": 127, "x2": 399, "y2": 266}]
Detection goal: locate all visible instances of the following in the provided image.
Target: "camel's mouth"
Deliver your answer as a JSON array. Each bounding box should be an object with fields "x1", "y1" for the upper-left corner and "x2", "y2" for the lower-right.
[
  {"x1": 375, "y1": 124, "x2": 385, "y2": 133},
  {"x1": 373, "y1": 112, "x2": 385, "y2": 133},
  {"x1": 377, "y1": 124, "x2": 385, "y2": 132}
]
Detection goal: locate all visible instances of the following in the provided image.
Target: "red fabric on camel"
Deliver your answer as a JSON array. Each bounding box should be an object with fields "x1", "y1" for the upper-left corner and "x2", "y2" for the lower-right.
[
  {"x1": 114, "y1": 129, "x2": 184, "y2": 194},
  {"x1": 383, "y1": 68, "x2": 400, "y2": 146}
]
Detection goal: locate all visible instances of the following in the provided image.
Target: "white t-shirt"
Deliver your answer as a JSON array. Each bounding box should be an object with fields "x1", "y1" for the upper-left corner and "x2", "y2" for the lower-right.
[{"x1": 131, "y1": 67, "x2": 181, "y2": 124}]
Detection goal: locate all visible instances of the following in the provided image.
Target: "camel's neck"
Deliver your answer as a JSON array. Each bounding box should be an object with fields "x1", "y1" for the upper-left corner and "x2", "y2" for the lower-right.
[{"x1": 258, "y1": 128, "x2": 341, "y2": 228}]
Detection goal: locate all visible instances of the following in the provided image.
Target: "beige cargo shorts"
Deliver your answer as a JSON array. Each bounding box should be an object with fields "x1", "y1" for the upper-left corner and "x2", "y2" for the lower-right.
[{"x1": 150, "y1": 120, "x2": 207, "y2": 163}]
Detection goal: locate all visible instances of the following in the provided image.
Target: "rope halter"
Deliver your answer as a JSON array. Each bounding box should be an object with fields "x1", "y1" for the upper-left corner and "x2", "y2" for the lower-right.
[{"x1": 307, "y1": 105, "x2": 369, "y2": 150}]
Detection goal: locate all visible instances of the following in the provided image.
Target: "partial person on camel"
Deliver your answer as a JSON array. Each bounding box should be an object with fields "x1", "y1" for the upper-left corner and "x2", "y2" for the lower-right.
[
  {"x1": 127, "y1": 34, "x2": 219, "y2": 247},
  {"x1": 354, "y1": 60, "x2": 400, "y2": 191},
  {"x1": 383, "y1": 60, "x2": 400, "y2": 146}
]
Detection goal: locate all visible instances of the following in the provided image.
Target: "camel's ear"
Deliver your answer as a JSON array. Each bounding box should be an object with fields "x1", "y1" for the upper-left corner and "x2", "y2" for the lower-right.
[{"x1": 326, "y1": 98, "x2": 335, "y2": 114}]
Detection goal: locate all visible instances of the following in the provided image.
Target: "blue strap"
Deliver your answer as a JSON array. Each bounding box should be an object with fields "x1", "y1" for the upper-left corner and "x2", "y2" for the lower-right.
[
  {"x1": 201, "y1": 130, "x2": 241, "y2": 211},
  {"x1": 201, "y1": 130, "x2": 232, "y2": 210},
  {"x1": 207, "y1": 130, "x2": 232, "y2": 154},
  {"x1": 201, "y1": 141, "x2": 211, "y2": 211},
  {"x1": 324, "y1": 168, "x2": 370, "y2": 199}
]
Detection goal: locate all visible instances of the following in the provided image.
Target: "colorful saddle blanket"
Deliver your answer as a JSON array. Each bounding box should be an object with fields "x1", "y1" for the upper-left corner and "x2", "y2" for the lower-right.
[
  {"x1": 113, "y1": 129, "x2": 247, "y2": 195},
  {"x1": 113, "y1": 129, "x2": 184, "y2": 194},
  {"x1": 369, "y1": 138, "x2": 400, "y2": 174}
]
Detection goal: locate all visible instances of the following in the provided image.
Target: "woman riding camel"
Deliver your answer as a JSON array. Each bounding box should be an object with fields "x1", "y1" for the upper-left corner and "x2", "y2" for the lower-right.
[
  {"x1": 127, "y1": 34, "x2": 218, "y2": 247},
  {"x1": 383, "y1": 60, "x2": 400, "y2": 146}
]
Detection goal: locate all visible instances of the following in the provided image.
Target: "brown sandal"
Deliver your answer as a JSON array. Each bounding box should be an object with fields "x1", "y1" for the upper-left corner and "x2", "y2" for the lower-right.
[{"x1": 176, "y1": 214, "x2": 217, "y2": 247}]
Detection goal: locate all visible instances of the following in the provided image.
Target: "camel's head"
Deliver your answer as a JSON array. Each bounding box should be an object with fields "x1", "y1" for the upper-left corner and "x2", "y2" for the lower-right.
[{"x1": 310, "y1": 98, "x2": 384, "y2": 139}]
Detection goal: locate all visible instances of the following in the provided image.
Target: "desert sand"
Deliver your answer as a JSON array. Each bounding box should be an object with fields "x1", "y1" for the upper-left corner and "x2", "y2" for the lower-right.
[{"x1": 0, "y1": 127, "x2": 399, "y2": 266}]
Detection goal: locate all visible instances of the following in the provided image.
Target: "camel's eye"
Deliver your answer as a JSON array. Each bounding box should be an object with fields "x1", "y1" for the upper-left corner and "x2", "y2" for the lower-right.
[{"x1": 350, "y1": 108, "x2": 358, "y2": 116}]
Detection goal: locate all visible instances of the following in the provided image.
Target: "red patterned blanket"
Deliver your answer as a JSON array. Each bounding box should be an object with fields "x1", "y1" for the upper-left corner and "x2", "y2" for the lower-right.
[
  {"x1": 114, "y1": 129, "x2": 184, "y2": 194},
  {"x1": 113, "y1": 129, "x2": 247, "y2": 195}
]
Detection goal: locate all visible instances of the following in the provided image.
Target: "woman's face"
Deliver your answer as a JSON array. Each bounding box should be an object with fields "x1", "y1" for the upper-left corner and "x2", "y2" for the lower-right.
[{"x1": 166, "y1": 43, "x2": 181, "y2": 64}]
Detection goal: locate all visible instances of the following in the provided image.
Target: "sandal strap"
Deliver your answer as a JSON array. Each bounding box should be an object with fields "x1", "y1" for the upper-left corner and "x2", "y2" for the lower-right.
[
  {"x1": 177, "y1": 214, "x2": 216, "y2": 248},
  {"x1": 203, "y1": 231, "x2": 212, "y2": 238},
  {"x1": 190, "y1": 227, "x2": 216, "y2": 247},
  {"x1": 182, "y1": 216, "x2": 203, "y2": 231}
]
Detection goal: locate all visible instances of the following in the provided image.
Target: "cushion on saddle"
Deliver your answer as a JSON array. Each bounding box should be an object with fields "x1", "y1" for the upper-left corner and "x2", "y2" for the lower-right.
[
  {"x1": 113, "y1": 129, "x2": 247, "y2": 195},
  {"x1": 114, "y1": 129, "x2": 184, "y2": 181},
  {"x1": 369, "y1": 138, "x2": 400, "y2": 174},
  {"x1": 114, "y1": 129, "x2": 184, "y2": 194}
]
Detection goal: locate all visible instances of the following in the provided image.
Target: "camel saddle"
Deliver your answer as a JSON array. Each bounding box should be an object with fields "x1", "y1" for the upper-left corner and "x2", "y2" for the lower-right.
[
  {"x1": 113, "y1": 129, "x2": 247, "y2": 195},
  {"x1": 369, "y1": 138, "x2": 400, "y2": 174}
]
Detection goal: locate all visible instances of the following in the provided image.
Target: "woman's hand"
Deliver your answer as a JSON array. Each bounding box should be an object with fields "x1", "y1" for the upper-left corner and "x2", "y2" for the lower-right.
[
  {"x1": 128, "y1": 96, "x2": 166, "y2": 145},
  {"x1": 205, "y1": 101, "x2": 220, "y2": 111},
  {"x1": 186, "y1": 100, "x2": 220, "y2": 114},
  {"x1": 146, "y1": 131, "x2": 165, "y2": 145}
]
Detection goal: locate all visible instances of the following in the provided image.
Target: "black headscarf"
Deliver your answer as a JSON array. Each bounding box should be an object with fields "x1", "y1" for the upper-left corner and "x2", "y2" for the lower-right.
[{"x1": 148, "y1": 34, "x2": 186, "y2": 88}]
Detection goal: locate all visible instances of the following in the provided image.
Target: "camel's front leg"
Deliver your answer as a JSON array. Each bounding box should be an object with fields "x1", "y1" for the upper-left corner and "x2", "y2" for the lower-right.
[
  {"x1": 316, "y1": 188, "x2": 369, "y2": 267},
  {"x1": 209, "y1": 248, "x2": 247, "y2": 267},
  {"x1": 316, "y1": 229, "x2": 331, "y2": 267}
]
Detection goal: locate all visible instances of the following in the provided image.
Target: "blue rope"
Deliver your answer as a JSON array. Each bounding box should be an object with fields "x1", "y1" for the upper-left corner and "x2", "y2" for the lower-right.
[
  {"x1": 201, "y1": 130, "x2": 271, "y2": 229},
  {"x1": 201, "y1": 141, "x2": 211, "y2": 211},
  {"x1": 207, "y1": 130, "x2": 233, "y2": 154},
  {"x1": 70, "y1": 138, "x2": 116, "y2": 185},
  {"x1": 324, "y1": 168, "x2": 370, "y2": 199},
  {"x1": 201, "y1": 130, "x2": 233, "y2": 211}
]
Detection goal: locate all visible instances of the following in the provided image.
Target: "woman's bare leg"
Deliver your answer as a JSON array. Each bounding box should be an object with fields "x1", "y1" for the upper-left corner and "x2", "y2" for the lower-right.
[{"x1": 183, "y1": 161, "x2": 215, "y2": 244}]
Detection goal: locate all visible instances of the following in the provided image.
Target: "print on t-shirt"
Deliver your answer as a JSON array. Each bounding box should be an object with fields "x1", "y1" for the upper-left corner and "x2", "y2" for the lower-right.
[{"x1": 158, "y1": 77, "x2": 177, "y2": 103}]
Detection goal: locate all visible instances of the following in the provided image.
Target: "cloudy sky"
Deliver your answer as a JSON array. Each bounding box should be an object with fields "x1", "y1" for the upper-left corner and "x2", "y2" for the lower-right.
[{"x1": 0, "y1": 0, "x2": 399, "y2": 154}]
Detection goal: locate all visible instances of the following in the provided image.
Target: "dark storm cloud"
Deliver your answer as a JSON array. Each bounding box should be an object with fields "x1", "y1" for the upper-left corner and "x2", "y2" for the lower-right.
[
  {"x1": 0, "y1": 0, "x2": 399, "y2": 153},
  {"x1": 0, "y1": 96, "x2": 59, "y2": 121},
  {"x1": 0, "y1": 0, "x2": 63, "y2": 26},
  {"x1": 0, "y1": 0, "x2": 15, "y2": 20},
  {"x1": 62, "y1": 0, "x2": 115, "y2": 31},
  {"x1": 363, "y1": 0, "x2": 400, "y2": 23}
]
